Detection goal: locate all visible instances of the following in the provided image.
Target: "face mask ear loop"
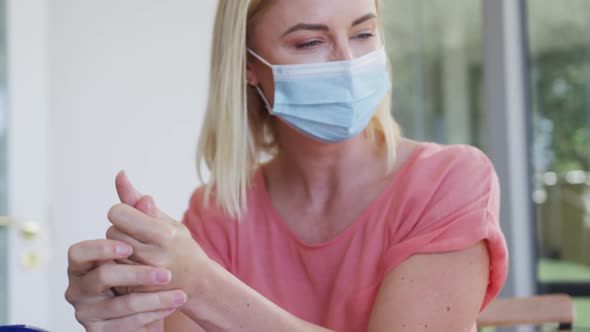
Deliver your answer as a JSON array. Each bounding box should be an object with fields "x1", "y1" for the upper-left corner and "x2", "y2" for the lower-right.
[
  {"x1": 247, "y1": 48, "x2": 273, "y2": 68},
  {"x1": 247, "y1": 49, "x2": 274, "y2": 112},
  {"x1": 254, "y1": 85, "x2": 273, "y2": 113}
]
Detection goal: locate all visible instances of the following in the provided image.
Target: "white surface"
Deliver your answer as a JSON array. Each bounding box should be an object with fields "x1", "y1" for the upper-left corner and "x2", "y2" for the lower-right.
[
  {"x1": 6, "y1": 0, "x2": 50, "y2": 327},
  {"x1": 47, "y1": 1, "x2": 216, "y2": 330}
]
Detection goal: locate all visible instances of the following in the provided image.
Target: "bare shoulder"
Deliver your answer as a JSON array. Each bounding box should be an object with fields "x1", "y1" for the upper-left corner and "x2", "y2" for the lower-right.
[{"x1": 368, "y1": 241, "x2": 490, "y2": 331}]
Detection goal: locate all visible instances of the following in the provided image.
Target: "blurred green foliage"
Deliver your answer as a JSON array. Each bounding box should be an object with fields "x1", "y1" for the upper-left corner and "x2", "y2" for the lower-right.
[{"x1": 532, "y1": 48, "x2": 590, "y2": 172}]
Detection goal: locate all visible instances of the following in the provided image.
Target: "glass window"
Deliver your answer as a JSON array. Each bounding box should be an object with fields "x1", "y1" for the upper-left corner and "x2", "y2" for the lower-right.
[
  {"x1": 383, "y1": 0, "x2": 590, "y2": 327},
  {"x1": 382, "y1": 0, "x2": 485, "y2": 149},
  {"x1": 527, "y1": 0, "x2": 590, "y2": 327}
]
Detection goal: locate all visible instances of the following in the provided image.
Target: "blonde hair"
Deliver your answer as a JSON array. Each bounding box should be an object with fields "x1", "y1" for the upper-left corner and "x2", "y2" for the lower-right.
[{"x1": 197, "y1": 0, "x2": 401, "y2": 218}]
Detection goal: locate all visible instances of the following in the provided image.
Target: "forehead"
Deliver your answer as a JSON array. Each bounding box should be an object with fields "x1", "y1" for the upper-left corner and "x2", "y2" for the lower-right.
[{"x1": 261, "y1": 0, "x2": 378, "y2": 27}]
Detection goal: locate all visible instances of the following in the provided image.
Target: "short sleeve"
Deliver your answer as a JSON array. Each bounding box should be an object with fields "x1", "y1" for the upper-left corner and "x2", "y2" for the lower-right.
[
  {"x1": 381, "y1": 145, "x2": 509, "y2": 311},
  {"x1": 182, "y1": 187, "x2": 233, "y2": 271}
]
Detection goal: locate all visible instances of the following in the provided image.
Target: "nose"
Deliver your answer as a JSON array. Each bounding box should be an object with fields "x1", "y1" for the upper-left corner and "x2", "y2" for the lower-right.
[{"x1": 330, "y1": 39, "x2": 354, "y2": 62}]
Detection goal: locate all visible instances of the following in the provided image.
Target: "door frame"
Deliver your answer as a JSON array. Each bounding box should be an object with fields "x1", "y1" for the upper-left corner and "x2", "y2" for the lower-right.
[{"x1": 5, "y1": 0, "x2": 50, "y2": 327}]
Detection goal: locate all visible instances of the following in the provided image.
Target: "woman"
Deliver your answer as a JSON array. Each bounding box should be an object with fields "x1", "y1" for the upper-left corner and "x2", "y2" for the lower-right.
[{"x1": 65, "y1": 0, "x2": 508, "y2": 331}]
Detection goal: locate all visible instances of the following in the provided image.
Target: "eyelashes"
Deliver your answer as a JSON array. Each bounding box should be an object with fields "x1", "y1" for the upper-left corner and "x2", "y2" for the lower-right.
[
  {"x1": 296, "y1": 40, "x2": 324, "y2": 49},
  {"x1": 295, "y1": 33, "x2": 376, "y2": 50},
  {"x1": 356, "y1": 32, "x2": 376, "y2": 40}
]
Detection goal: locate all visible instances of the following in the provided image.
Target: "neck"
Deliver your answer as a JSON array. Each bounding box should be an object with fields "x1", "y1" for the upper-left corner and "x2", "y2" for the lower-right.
[{"x1": 266, "y1": 125, "x2": 387, "y2": 208}]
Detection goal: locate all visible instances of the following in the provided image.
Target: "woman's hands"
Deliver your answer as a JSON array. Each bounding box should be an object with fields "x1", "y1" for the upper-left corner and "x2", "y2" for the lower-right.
[
  {"x1": 105, "y1": 171, "x2": 211, "y2": 298},
  {"x1": 65, "y1": 239, "x2": 187, "y2": 332},
  {"x1": 65, "y1": 171, "x2": 207, "y2": 332}
]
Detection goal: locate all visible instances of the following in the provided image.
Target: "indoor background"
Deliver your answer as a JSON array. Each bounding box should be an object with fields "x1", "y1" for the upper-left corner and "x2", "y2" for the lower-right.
[{"x1": 0, "y1": 1, "x2": 589, "y2": 331}]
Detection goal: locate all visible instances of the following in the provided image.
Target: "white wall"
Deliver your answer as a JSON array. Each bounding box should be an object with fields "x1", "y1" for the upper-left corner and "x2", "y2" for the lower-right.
[
  {"x1": 48, "y1": 1, "x2": 217, "y2": 330},
  {"x1": 6, "y1": 0, "x2": 50, "y2": 327}
]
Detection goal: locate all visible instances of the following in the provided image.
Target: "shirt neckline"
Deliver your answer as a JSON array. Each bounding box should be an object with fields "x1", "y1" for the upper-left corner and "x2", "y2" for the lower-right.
[{"x1": 256, "y1": 142, "x2": 430, "y2": 249}]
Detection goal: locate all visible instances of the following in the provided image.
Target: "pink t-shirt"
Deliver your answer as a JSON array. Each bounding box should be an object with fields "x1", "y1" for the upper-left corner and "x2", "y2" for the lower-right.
[{"x1": 182, "y1": 142, "x2": 509, "y2": 332}]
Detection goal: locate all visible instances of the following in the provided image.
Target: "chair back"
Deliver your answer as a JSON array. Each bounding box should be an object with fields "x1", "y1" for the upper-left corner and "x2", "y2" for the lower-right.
[{"x1": 477, "y1": 294, "x2": 575, "y2": 329}]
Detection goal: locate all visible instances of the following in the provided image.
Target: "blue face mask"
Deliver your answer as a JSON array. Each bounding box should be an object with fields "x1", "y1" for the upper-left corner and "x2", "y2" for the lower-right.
[{"x1": 247, "y1": 47, "x2": 392, "y2": 143}]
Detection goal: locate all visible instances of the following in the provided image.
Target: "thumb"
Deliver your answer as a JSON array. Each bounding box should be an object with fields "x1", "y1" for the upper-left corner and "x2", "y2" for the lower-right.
[
  {"x1": 115, "y1": 170, "x2": 143, "y2": 206},
  {"x1": 135, "y1": 195, "x2": 158, "y2": 218}
]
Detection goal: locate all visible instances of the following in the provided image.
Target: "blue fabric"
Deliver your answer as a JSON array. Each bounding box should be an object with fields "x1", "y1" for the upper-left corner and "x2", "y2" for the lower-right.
[
  {"x1": 0, "y1": 326, "x2": 49, "y2": 332},
  {"x1": 249, "y1": 47, "x2": 392, "y2": 143}
]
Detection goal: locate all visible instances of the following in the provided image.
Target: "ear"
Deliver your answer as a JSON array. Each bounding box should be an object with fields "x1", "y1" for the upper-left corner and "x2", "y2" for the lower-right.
[{"x1": 246, "y1": 58, "x2": 259, "y2": 86}]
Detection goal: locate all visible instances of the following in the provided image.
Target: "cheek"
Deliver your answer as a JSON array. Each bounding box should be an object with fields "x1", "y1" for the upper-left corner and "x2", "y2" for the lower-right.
[{"x1": 351, "y1": 37, "x2": 382, "y2": 56}]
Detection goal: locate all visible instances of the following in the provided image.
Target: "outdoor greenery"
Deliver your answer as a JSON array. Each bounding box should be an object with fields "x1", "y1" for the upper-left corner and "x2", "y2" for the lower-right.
[{"x1": 532, "y1": 48, "x2": 590, "y2": 173}]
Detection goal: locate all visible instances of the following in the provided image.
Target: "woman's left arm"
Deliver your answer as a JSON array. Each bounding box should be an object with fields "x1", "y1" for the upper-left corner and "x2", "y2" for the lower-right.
[
  {"x1": 180, "y1": 258, "x2": 331, "y2": 332},
  {"x1": 181, "y1": 242, "x2": 489, "y2": 332},
  {"x1": 368, "y1": 241, "x2": 490, "y2": 331},
  {"x1": 107, "y1": 176, "x2": 332, "y2": 332},
  {"x1": 106, "y1": 201, "x2": 331, "y2": 332}
]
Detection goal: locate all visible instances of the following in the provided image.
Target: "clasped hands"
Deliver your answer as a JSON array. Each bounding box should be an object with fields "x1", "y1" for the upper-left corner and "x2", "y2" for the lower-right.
[{"x1": 66, "y1": 171, "x2": 209, "y2": 332}]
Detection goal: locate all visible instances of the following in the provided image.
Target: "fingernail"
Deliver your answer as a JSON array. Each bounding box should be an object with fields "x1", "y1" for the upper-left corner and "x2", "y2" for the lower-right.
[
  {"x1": 116, "y1": 245, "x2": 132, "y2": 257},
  {"x1": 144, "y1": 196, "x2": 154, "y2": 208},
  {"x1": 172, "y1": 291, "x2": 187, "y2": 306},
  {"x1": 152, "y1": 270, "x2": 171, "y2": 284},
  {"x1": 143, "y1": 196, "x2": 156, "y2": 216}
]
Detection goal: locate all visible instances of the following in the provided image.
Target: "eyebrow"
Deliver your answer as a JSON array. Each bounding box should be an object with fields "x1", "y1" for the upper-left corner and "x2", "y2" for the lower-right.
[
  {"x1": 282, "y1": 13, "x2": 377, "y2": 37},
  {"x1": 352, "y1": 13, "x2": 377, "y2": 27}
]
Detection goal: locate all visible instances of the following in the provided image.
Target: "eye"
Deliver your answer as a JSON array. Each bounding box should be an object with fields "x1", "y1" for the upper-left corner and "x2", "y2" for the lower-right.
[
  {"x1": 296, "y1": 40, "x2": 323, "y2": 49},
  {"x1": 356, "y1": 32, "x2": 376, "y2": 40}
]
